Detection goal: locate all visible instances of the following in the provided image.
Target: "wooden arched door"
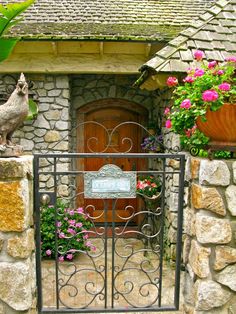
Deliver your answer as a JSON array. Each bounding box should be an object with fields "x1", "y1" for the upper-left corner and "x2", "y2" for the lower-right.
[{"x1": 77, "y1": 100, "x2": 148, "y2": 224}]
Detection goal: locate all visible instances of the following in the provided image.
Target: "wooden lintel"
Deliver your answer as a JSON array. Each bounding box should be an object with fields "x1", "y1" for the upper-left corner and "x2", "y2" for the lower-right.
[
  {"x1": 145, "y1": 44, "x2": 151, "y2": 57},
  {"x1": 51, "y1": 42, "x2": 58, "y2": 56},
  {"x1": 99, "y1": 42, "x2": 104, "y2": 56}
]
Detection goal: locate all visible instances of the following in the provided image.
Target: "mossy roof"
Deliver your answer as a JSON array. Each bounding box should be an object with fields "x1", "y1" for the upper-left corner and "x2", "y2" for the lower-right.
[
  {"x1": 140, "y1": 0, "x2": 236, "y2": 72},
  {"x1": 2, "y1": 0, "x2": 215, "y2": 41}
]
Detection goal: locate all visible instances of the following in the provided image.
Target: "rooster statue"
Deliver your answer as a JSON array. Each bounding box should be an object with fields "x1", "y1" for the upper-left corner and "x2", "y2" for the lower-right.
[{"x1": 0, "y1": 73, "x2": 29, "y2": 146}]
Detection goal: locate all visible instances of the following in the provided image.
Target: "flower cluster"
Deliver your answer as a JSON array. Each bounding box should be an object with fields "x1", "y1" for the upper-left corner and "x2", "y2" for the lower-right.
[
  {"x1": 165, "y1": 50, "x2": 236, "y2": 148},
  {"x1": 136, "y1": 175, "x2": 161, "y2": 198},
  {"x1": 41, "y1": 200, "x2": 94, "y2": 261},
  {"x1": 141, "y1": 135, "x2": 163, "y2": 151}
]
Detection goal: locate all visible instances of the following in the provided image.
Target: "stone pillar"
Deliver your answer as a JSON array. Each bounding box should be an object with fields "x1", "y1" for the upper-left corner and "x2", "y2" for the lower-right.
[
  {"x1": 0, "y1": 156, "x2": 36, "y2": 314},
  {"x1": 184, "y1": 157, "x2": 236, "y2": 313}
]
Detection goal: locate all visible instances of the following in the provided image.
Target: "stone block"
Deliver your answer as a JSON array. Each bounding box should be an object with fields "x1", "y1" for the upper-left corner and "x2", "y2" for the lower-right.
[
  {"x1": 225, "y1": 185, "x2": 236, "y2": 216},
  {"x1": 56, "y1": 76, "x2": 69, "y2": 89},
  {"x1": 199, "y1": 160, "x2": 230, "y2": 186},
  {"x1": 0, "y1": 156, "x2": 33, "y2": 180},
  {"x1": 191, "y1": 184, "x2": 226, "y2": 216},
  {"x1": 233, "y1": 161, "x2": 236, "y2": 184},
  {"x1": 0, "y1": 260, "x2": 33, "y2": 310},
  {"x1": 0, "y1": 181, "x2": 25, "y2": 232},
  {"x1": 215, "y1": 264, "x2": 236, "y2": 292},
  {"x1": 189, "y1": 240, "x2": 210, "y2": 278},
  {"x1": 0, "y1": 236, "x2": 4, "y2": 252},
  {"x1": 44, "y1": 130, "x2": 61, "y2": 143},
  {"x1": 7, "y1": 229, "x2": 34, "y2": 259},
  {"x1": 194, "y1": 279, "x2": 232, "y2": 311},
  {"x1": 44, "y1": 110, "x2": 61, "y2": 120},
  {"x1": 191, "y1": 158, "x2": 200, "y2": 180},
  {"x1": 195, "y1": 214, "x2": 232, "y2": 244},
  {"x1": 214, "y1": 246, "x2": 236, "y2": 270}
]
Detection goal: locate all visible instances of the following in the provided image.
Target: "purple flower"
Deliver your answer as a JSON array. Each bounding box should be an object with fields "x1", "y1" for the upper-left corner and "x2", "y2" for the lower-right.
[
  {"x1": 194, "y1": 68, "x2": 205, "y2": 77},
  {"x1": 208, "y1": 61, "x2": 217, "y2": 69},
  {"x1": 194, "y1": 50, "x2": 204, "y2": 61},
  {"x1": 202, "y1": 90, "x2": 219, "y2": 102},
  {"x1": 183, "y1": 76, "x2": 194, "y2": 83},
  {"x1": 218, "y1": 82, "x2": 231, "y2": 91},
  {"x1": 46, "y1": 249, "x2": 52, "y2": 256},
  {"x1": 180, "y1": 99, "x2": 192, "y2": 109}
]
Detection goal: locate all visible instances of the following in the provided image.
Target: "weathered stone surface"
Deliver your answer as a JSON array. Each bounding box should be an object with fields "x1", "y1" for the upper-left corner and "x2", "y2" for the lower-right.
[
  {"x1": 191, "y1": 184, "x2": 226, "y2": 216},
  {"x1": 0, "y1": 145, "x2": 23, "y2": 157},
  {"x1": 0, "y1": 181, "x2": 25, "y2": 232},
  {"x1": 214, "y1": 246, "x2": 236, "y2": 270},
  {"x1": 44, "y1": 110, "x2": 61, "y2": 120},
  {"x1": 168, "y1": 159, "x2": 180, "y2": 169},
  {"x1": 233, "y1": 161, "x2": 236, "y2": 184},
  {"x1": 195, "y1": 214, "x2": 232, "y2": 244},
  {"x1": 191, "y1": 158, "x2": 200, "y2": 179},
  {"x1": 183, "y1": 271, "x2": 195, "y2": 306},
  {"x1": 0, "y1": 236, "x2": 4, "y2": 252},
  {"x1": 225, "y1": 185, "x2": 236, "y2": 216},
  {"x1": 189, "y1": 240, "x2": 210, "y2": 278},
  {"x1": 215, "y1": 264, "x2": 236, "y2": 291},
  {"x1": 20, "y1": 138, "x2": 34, "y2": 151},
  {"x1": 33, "y1": 114, "x2": 50, "y2": 129},
  {"x1": 0, "y1": 260, "x2": 32, "y2": 310},
  {"x1": 7, "y1": 229, "x2": 34, "y2": 259},
  {"x1": 44, "y1": 130, "x2": 61, "y2": 143},
  {"x1": 195, "y1": 279, "x2": 232, "y2": 311},
  {"x1": 56, "y1": 76, "x2": 69, "y2": 89},
  {"x1": 199, "y1": 160, "x2": 230, "y2": 186},
  {"x1": 0, "y1": 159, "x2": 25, "y2": 179}
]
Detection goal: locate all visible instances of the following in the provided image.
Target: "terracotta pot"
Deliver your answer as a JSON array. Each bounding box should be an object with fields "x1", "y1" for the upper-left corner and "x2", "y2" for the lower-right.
[{"x1": 196, "y1": 103, "x2": 236, "y2": 145}]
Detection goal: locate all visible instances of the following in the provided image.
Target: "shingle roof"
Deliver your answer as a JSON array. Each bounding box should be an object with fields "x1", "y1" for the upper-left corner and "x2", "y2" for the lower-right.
[
  {"x1": 2, "y1": 0, "x2": 215, "y2": 41},
  {"x1": 140, "y1": 0, "x2": 236, "y2": 71}
]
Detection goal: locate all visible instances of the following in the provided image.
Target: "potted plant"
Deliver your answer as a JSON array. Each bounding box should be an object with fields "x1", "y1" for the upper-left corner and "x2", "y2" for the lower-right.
[
  {"x1": 40, "y1": 200, "x2": 94, "y2": 262},
  {"x1": 137, "y1": 175, "x2": 161, "y2": 209},
  {"x1": 164, "y1": 50, "x2": 236, "y2": 153}
]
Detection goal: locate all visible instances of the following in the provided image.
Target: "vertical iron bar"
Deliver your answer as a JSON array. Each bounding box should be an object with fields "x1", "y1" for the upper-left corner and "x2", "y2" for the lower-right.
[
  {"x1": 174, "y1": 155, "x2": 185, "y2": 309},
  {"x1": 158, "y1": 157, "x2": 166, "y2": 308},
  {"x1": 104, "y1": 199, "x2": 108, "y2": 308},
  {"x1": 111, "y1": 199, "x2": 116, "y2": 308},
  {"x1": 53, "y1": 157, "x2": 60, "y2": 309},
  {"x1": 34, "y1": 156, "x2": 43, "y2": 312}
]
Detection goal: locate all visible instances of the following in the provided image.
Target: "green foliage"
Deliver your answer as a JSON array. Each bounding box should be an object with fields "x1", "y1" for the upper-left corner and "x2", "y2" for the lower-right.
[
  {"x1": 26, "y1": 99, "x2": 38, "y2": 120},
  {"x1": 0, "y1": 0, "x2": 35, "y2": 62},
  {"x1": 40, "y1": 200, "x2": 94, "y2": 262}
]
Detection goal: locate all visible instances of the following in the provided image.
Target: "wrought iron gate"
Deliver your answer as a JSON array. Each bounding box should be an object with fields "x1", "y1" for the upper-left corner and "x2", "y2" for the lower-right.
[{"x1": 34, "y1": 123, "x2": 185, "y2": 313}]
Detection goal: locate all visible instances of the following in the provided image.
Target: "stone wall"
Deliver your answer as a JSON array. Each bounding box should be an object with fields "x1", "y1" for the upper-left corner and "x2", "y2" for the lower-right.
[
  {"x1": 0, "y1": 156, "x2": 36, "y2": 314},
  {"x1": 183, "y1": 157, "x2": 236, "y2": 313}
]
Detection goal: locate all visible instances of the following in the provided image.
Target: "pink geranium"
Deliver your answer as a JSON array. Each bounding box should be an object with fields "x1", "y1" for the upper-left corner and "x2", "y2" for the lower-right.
[
  {"x1": 208, "y1": 61, "x2": 217, "y2": 69},
  {"x1": 194, "y1": 68, "x2": 205, "y2": 77},
  {"x1": 166, "y1": 76, "x2": 178, "y2": 87},
  {"x1": 66, "y1": 253, "x2": 73, "y2": 260},
  {"x1": 180, "y1": 99, "x2": 191, "y2": 109},
  {"x1": 193, "y1": 50, "x2": 204, "y2": 61},
  {"x1": 217, "y1": 70, "x2": 224, "y2": 75},
  {"x1": 225, "y1": 56, "x2": 236, "y2": 63},
  {"x1": 183, "y1": 76, "x2": 195, "y2": 83},
  {"x1": 46, "y1": 249, "x2": 52, "y2": 256},
  {"x1": 218, "y1": 82, "x2": 231, "y2": 91},
  {"x1": 164, "y1": 107, "x2": 170, "y2": 115},
  {"x1": 202, "y1": 90, "x2": 219, "y2": 102}
]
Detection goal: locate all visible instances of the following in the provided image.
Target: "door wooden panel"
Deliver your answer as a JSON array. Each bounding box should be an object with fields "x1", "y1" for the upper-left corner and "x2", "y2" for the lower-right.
[{"x1": 78, "y1": 105, "x2": 146, "y2": 224}]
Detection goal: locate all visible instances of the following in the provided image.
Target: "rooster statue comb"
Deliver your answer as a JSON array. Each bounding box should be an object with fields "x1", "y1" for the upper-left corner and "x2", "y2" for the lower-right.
[{"x1": 0, "y1": 73, "x2": 29, "y2": 145}]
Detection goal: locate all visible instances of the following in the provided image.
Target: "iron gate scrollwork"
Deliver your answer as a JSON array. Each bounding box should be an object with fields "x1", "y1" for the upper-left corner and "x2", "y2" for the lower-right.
[{"x1": 34, "y1": 122, "x2": 185, "y2": 313}]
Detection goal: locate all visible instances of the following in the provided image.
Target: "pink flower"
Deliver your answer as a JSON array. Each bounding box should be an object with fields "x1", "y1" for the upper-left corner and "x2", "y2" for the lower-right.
[
  {"x1": 76, "y1": 222, "x2": 83, "y2": 228},
  {"x1": 83, "y1": 234, "x2": 89, "y2": 240},
  {"x1": 59, "y1": 256, "x2": 64, "y2": 262},
  {"x1": 77, "y1": 207, "x2": 84, "y2": 214},
  {"x1": 193, "y1": 50, "x2": 204, "y2": 61},
  {"x1": 91, "y1": 246, "x2": 96, "y2": 251},
  {"x1": 69, "y1": 210, "x2": 75, "y2": 216},
  {"x1": 166, "y1": 76, "x2": 178, "y2": 87},
  {"x1": 56, "y1": 221, "x2": 62, "y2": 227},
  {"x1": 46, "y1": 249, "x2": 52, "y2": 256},
  {"x1": 164, "y1": 107, "x2": 170, "y2": 115},
  {"x1": 180, "y1": 99, "x2": 191, "y2": 109},
  {"x1": 67, "y1": 228, "x2": 76, "y2": 235},
  {"x1": 208, "y1": 61, "x2": 217, "y2": 69},
  {"x1": 194, "y1": 68, "x2": 205, "y2": 77},
  {"x1": 59, "y1": 232, "x2": 65, "y2": 238},
  {"x1": 66, "y1": 253, "x2": 73, "y2": 260},
  {"x1": 225, "y1": 56, "x2": 236, "y2": 63},
  {"x1": 183, "y1": 76, "x2": 195, "y2": 83},
  {"x1": 218, "y1": 82, "x2": 231, "y2": 91},
  {"x1": 165, "y1": 119, "x2": 172, "y2": 128},
  {"x1": 185, "y1": 125, "x2": 197, "y2": 138},
  {"x1": 68, "y1": 220, "x2": 76, "y2": 226},
  {"x1": 202, "y1": 90, "x2": 219, "y2": 102},
  {"x1": 86, "y1": 240, "x2": 92, "y2": 247},
  {"x1": 217, "y1": 70, "x2": 224, "y2": 75}
]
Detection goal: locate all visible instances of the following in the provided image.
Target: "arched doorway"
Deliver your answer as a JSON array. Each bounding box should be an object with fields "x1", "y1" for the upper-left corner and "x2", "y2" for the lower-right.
[{"x1": 76, "y1": 99, "x2": 148, "y2": 223}]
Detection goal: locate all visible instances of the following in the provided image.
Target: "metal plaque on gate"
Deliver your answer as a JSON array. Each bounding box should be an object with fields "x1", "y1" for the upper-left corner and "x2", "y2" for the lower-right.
[{"x1": 84, "y1": 164, "x2": 136, "y2": 199}]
